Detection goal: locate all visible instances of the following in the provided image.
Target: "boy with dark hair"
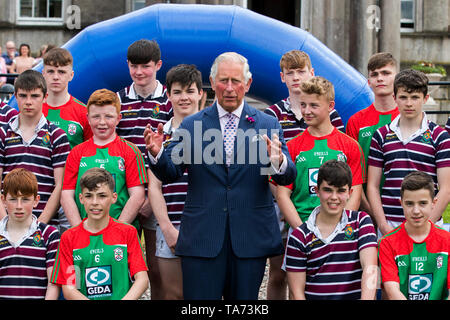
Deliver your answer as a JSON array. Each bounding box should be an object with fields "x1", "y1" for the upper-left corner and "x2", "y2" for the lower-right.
[
  {"x1": 116, "y1": 38, "x2": 172, "y2": 299},
  {"x1": 367, "y1": 69, "x2": 450, "y2": 236},
  {"x1": 61, "y1": 89, "x2": 147, "y2": 230},
  {"x1": 277, "y1": 76, "x2": 366, "y2": 230},
  {"x1": 0, "y1": 70, "x2": 70, "y2": 226},
  {"x1": 378, "y1": 171, "x2": 450, "y2": 300},
  {"x1": 147, "y1": 64, "x2": 203, "y2": 299},
  {"x1": 51, "y1": 167, "x2": 149, "y2": 300},
  {"x1": 346, "y1": 52, "x2": 399, "y2": 213},
  {"x1": 0, "y1": 168, "x2": 60, "y2": 299},
  {"x1": 284, "y1": 160, "x2": 378, "y2": 300}
]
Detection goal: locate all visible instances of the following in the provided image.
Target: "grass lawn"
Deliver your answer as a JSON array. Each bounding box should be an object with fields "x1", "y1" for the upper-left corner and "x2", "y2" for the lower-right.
[{"x1": 444, "y1": 204, "x2": 450, "y2": 224}]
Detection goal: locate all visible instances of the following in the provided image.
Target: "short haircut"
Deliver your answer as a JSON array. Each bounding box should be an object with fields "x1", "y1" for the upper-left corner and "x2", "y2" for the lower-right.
[
  {"x1": 317, "y1": 160, "x2": 353, "y2": 189},
  {"x1": 79, "y1": 167, "x2": 115, "y2": 193},
  {"x1": 394, "y1": 69, "x2": 428, "y2": 96},
  {"x1": 19, "y1": 43, "x2": 31, "y2": 57},
  {"x1": 280, "y1": 50, "x2": 312, "y2": 71},
  {"x1": 166, "y1": 64, "x2": 202, "y2": 94},
  {"x1": 367, "y1": 52, "x2": 397, "y2": 73},
  {"x1": 401, "y1": 171, "x2": 435, "y2": 199},
  {"x1": 14, "y1": 69, "x2": 47, "y2": 96},
  {"x1": 210, "y1": 52, "x2": 252, "y2": 84},
  {"x1": 300, "y1": 76, "x2": 335, "y2": 102},
  {"x1": 43, "y1": 47, "x2": 73, "y2": 67},
  {"x1": 127, "y1": 39, "x2": 161, "y2": 64},
  {"x1": 2, "y1": 168, "x2": 38, "y2": 198},
  {"x1": 87, "y1": 88, "x2": 121, "y2": 114}
]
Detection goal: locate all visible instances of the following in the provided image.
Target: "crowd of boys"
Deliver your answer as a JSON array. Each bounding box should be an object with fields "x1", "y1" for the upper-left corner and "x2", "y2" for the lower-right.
[{"x1": 0, "y1": 37, "x2": 448, "y2": 300}]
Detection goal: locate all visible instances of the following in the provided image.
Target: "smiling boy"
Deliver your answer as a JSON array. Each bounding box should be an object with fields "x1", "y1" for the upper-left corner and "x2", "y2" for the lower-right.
[
  {"x1": 378, "y1": 171, "x2": 450, "y2": 300},
  {"x1": 276, "y1": 76, "x2": 365, "y2": 230},
  {"x1": 61, "y1": 89, "x2": 148, "y2": 229},
  {"x1": 284, "y1": 160, "x2": 378, "y2": 300},
  {"x1": 367, "y1": 69, "x2": 450, "y2": 236},
  {"x1": 52, "y1": 168, "x2": 148, "y2": 300}
]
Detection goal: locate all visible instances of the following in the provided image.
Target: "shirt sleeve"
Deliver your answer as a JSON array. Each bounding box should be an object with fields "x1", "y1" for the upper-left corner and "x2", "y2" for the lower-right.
[
  {"x1": 51, "y1": 127, "x2": 71, "y2": 168},
  {"x1": 345, "y1": 138, "x2": 366, "y2": 185},
  {"x1": 50, "y1": 231, "x2": 76, "y2": 286},
  {"x1": 378, "y1": 236, "x2": 400, "y2": 284},
  {"x1": 357, "y1": 211, "x2": 377, "y2": 251},
  {"x1": 345, "y1": 114, "x2": 359, "y2": 141},
  {"x1": 62, "y1": 146, "x2": 82, "y2": 190},
  {"x1": 284, "y1": 228, "x2": 307, "y2": 272},
  {"x1": 329, "y1": 109, "x2": 345, "y2": 133},
  {"x1": 368, "y1": 128, "x2": 385, "y2": 168},
  {"x1": 45, "y1": 225, "x2": 61, "y2": 269},
  {"x1": 124, "y1": 141, "x2": 148, "y2": 188}
]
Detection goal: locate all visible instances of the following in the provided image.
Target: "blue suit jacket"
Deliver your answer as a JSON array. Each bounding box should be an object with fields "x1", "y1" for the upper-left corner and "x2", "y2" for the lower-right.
[{"x1": 150, "y1": 101, "x2": 296, "y2": 258}]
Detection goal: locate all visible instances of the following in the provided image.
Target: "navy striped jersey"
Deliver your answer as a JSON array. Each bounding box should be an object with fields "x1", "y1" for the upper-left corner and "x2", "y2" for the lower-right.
[
  {"x1": 446, "y1": 116, "x2": 449, "y2": 134},
  {"x1": 116, "y1": 81, "x2": 172, "y2": 168},
  {"x1": 264, "y1": 97, "x2": 345, "y2": 141},
  {"x1": 0, "y1": 116, "x2": 70, "y2": 225},
  {"x1": 161, "y1": 119, "x2": 188, "y2": 225},
  {"x1": 284, "y1": 208, "x2": 377, "y2": 300},
  {"x1": 368, "y1": 115, "x2": 450, "y2": 222},
  {"x1": 0, "y1": 216, "x2": 60, "y2": 299},
  {"x1": 0, "y1": 102, "x2": 18, "y2": 128}
]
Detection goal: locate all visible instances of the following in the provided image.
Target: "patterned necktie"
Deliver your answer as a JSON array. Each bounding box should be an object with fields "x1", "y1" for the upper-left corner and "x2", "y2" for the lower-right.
[{"x1": 223, "y1": 112, "x2": 237, "y2": 166}]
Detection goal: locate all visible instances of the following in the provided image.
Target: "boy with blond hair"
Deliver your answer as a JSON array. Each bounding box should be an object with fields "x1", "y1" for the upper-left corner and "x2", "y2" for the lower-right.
[
  {"x1": 61, "y1": 89, "x2": 148, "y2": 230},
  {"x1": 277, "y1": 76, "x2": 365, "y2": 231},
  {"x1": 378, "y1": 171, "x2": 450, "y2": 300}
]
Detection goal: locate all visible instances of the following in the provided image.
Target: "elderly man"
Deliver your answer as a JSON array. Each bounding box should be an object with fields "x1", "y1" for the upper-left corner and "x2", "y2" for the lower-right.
[{"x1": 145, "y1": 52, "x2": 296, "y2": 300}]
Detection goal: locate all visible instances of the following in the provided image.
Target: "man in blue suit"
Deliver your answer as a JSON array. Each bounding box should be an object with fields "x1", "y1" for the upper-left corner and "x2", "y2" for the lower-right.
[{"x1": 145, "y1": 52, "x2": 296, "y2": 300}]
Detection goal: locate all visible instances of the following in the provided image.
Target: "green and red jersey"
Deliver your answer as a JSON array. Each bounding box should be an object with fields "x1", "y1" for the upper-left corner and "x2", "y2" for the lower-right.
[
  {"x1": 62, "y1": 136, "x2": 148, "y2": 228},
  {"x1": 378, "y1": 221, "x2": 450, "y2": 300},
  {"x1": 43, "y1": 96, "x2": 93, "y2": 149},
  {"x1": 286, "y1": 128, "x2": 365, "y2": 222},
  {"x1": 346, "y1": 103, "x2": 399, "y2": 167},
  {"x1": 50, "y1": 217, "x2": 147, "y2": 300}
]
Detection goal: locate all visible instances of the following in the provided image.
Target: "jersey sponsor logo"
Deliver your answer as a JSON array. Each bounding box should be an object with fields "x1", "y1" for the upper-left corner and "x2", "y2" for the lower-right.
[
  {"x1": 85, "y1": 265, "x2": 113, "y2": 298},
  {"x1": 408, "y1": 274, "x2": 432, "y2": 300},
  {"x1": 385, "y1": 132, "x2": 397, "y2": 141},
  {"x1": 397, "y1": 260, "x2": 407, "y2": 267},
  {"x1": 308, "y1": 168, "x2": 319, "y2": 196},
  {"x1": 361, "y1": 131, "x2": 372, "y2": 138},
  {"x1": 68, "y1": 123, "x2": 77, "y2": 136},
  {"x1": 114, "y1": 247, "x2": 124, "y2": 262},
  {"x1": 295, "y1": 154, "x2": 306, "y2": 163}
]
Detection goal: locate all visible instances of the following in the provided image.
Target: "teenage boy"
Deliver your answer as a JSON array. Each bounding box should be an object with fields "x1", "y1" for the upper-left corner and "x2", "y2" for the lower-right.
[
  {"x1": 0, "y1": 70, "x2": 70, "y2": 226},
  {"x1": 346, "y1": 53, "x2": 399, "y2": 213},
  {"x1": 147, "y1": 64, "x2": 203, "y2": 300},
  {"x1": 265, "y1": 50, "x2": 344, "y2": 140},
  {"x1": 0, "y1": 168, "x2": 60, "y2": 299},
  {"x1": 378, "y1": 171, "x2": 450, "y2": 300},
  {"x1": 51, "y1": 167, "x2": 149, "y2": 300},
  {"x1": 264, "y1": 50, "x2": 345, "y2": 299},
  {"x1": 367, "y1": 69, "x2": 450, "y2": 236},
  {"x1": 61, "y1": 89, "x2": 148, "y2": 230},
  {"x1": 42, "y1": 48, "x2": 92, "y2": 149},
  {"x1": 116, "y1": 39, "x2": 171, "y2": 299},
  {"x1": 277, "y1": 76, "x2": 365, "y2": 231},
  {"x1": 284, "y1": 160, "x2": 378, "y2": 300}
]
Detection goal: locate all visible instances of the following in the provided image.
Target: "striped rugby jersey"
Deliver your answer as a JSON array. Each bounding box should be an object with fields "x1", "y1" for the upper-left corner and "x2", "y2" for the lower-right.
[
  {"x1": 161, "y1": 119, "x2": 188, "y2": 225},
  {"x1": 62, "y1": 135, "x2": 148, "y2": 229},
  {"x1": 0, "y1": 102, "x2": 18, "y2": 128},
  {"x1": 0, "y1": 115, "x2": 70, "y2": 225},
  {"x1": 0, "y1": 215, "x2": 60, "y2": 299},
  {"x1": 116, "y1": 81, "x2": 172, "y2": 168},
  {"x1": 264, "y1": 97, "x2": 345, "y2": 141},
  {"x1": 284, "y1": 207, "x2": 377, "y2": 300},
  {"x1": 446, "y1": 116, "x2": 449, "y2": 134},
  {"x1": 368, "y1": 114, "x2": 450, "y2": 223}
]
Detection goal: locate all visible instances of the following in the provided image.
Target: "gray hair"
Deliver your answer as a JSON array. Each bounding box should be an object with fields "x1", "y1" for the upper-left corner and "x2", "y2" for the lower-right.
[{"x1": 210, "y1": 52, "x2": 252, "y2": 84}]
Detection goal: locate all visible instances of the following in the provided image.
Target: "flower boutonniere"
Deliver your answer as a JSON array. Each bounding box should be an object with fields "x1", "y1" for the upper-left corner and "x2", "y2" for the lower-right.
[{"x1": 246, "y1": 115, "x2": 255, "y2": 123}]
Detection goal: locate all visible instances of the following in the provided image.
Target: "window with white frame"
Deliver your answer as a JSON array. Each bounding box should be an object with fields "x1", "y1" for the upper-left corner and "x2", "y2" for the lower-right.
[
  {"x1": 17, "y1": 0, "x2": 64, "y2": 25},
  {"x1": 401, "y1": 0, "x2": 415, "y2": 31}
]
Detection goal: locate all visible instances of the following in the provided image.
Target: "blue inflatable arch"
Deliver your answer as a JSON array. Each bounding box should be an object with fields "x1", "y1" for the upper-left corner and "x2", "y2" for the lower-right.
[{"x1": 20, "y1": 3, "x2": 374, "y2": 125}]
